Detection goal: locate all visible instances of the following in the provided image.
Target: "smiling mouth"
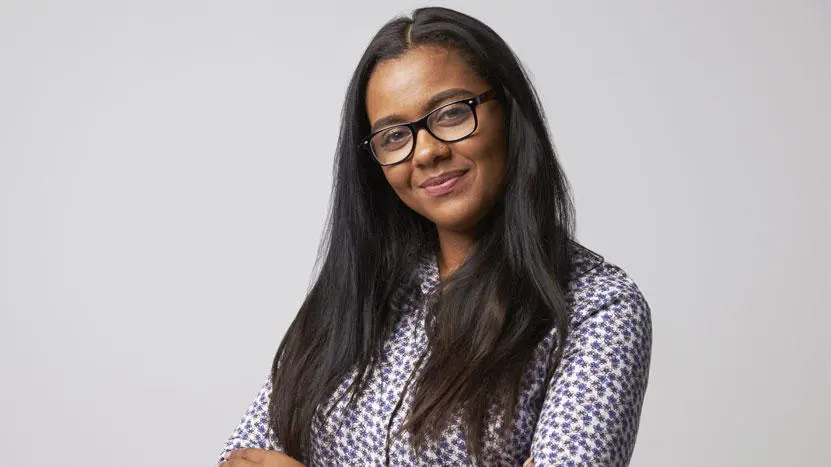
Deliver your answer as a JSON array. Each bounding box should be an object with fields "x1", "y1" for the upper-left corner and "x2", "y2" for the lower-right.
[{"x1": 422, "y1": 171, "x2": 468, "y2": 196}]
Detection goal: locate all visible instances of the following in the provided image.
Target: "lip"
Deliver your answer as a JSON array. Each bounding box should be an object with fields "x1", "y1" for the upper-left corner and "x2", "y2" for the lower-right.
[
  {"x1": 420, "y1": 170, "x2": 468, "y2": 197},
  {"x1": 420, "y1": 169, "x2": 469, "y2": 188}
]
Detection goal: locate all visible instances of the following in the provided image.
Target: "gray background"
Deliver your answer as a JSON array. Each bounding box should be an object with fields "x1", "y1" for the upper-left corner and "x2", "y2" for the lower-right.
[{"x1": 1, "y1": 1, "x2": 828, "y2": 466}]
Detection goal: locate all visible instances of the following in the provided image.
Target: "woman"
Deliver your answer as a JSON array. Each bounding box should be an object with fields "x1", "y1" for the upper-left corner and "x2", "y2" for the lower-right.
[{"x1": 218, "y1": 7, "x2": 651, "y2": 467}]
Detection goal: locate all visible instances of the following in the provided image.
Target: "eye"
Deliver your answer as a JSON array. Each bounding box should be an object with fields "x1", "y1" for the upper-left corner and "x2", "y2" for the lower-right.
[
  {"x1": 378, "y1": 127, "x2": 411, "y2": 148},
  {"x1": 433, "y1": 104, "x2": 472, "y2": 126}
]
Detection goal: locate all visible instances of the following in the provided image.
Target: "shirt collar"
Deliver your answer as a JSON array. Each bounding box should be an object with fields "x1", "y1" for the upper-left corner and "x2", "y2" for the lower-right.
[
  {"x1": 415, "y1": 248, "x2": 440, "y2": 296},
  {"x1": 568, "y1": 241, "x2": 605, "y2": 280}
]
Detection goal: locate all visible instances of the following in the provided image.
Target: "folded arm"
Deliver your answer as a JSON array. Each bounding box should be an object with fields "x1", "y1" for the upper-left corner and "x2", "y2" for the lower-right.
[
  {"x1": 218, "y1": 374, "x2": 283, "y2": 463},
  {"x1": 530, "y1": 285, "x2": 653, "y2": 465}
]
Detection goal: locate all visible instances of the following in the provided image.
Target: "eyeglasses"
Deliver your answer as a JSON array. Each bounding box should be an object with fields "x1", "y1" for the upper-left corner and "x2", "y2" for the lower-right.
[{"x1": 360, "y1": 89, "x2": 498, "y2": 166}]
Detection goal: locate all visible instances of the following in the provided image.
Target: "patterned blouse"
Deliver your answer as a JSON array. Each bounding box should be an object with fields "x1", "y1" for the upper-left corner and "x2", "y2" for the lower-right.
[{"x1": 219, "y1": 243, "x2": 652, "y2": 466}]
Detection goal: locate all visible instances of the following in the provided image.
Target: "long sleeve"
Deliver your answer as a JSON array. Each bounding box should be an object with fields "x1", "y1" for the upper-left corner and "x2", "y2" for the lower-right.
[
  {"x1": 218, "y1": 374, "x2": 283, "y2": 463},
  {"x1": 530, "y1": 278, "x2": 653, "y2": 466}
]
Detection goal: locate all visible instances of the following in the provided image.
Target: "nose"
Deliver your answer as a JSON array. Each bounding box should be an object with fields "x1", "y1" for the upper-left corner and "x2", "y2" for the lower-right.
[{"x1": 411, "y1": 128, "x2": 450, "y2": 167}]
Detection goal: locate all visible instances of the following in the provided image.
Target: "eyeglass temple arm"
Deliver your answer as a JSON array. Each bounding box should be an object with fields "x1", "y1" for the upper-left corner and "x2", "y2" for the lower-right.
[{"x1": 473, "y1": 89, "x2": 499, "y2": 105}]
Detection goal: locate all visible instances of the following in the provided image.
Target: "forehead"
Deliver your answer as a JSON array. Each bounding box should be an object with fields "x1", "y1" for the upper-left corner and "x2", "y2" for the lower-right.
[{"x1": 365, "y1": 46, "x2": 485, "y2": 123}]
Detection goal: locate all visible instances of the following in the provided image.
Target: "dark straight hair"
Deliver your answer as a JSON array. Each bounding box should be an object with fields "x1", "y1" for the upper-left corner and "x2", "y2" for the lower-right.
[{"x1": 268, "y1": 6, "x2": 577, "y2": 463}]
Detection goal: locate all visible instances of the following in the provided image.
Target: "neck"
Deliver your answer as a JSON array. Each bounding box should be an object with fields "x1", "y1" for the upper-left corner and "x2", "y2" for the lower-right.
[{"x1": 435, "y1": 227, "x2": 476, "y2": 280}]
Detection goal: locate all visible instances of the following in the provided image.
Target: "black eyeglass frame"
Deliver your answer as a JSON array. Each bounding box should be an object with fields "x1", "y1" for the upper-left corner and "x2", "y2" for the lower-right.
[{"x1": 359, "y1": 89, "x2": 499, "y2": 166}]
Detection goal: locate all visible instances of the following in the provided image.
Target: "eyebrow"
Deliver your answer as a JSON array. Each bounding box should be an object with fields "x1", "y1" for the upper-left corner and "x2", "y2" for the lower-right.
[{"x1": 369, "y1": 88, "x2": 476, "y2": 133}]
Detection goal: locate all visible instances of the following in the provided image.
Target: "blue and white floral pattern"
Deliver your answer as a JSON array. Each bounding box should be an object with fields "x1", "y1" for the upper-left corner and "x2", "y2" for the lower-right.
[{"x1": 219, "y1": 244, "x2": 652, "y2": 466}]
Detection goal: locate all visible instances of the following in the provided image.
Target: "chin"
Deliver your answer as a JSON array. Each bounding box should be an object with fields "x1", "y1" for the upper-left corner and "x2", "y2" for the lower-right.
[
  {"x1": 422, "y1": 193, "x2": 492, "y2": 231},
  {"x1": 426, "y1": 209, "x2": 480, "y2": 233}
]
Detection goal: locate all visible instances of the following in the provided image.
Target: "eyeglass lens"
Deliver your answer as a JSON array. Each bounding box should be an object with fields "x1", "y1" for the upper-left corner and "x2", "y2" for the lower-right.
[{"x1": 370, "y1": 102, "x2": 476, "y2": 164}]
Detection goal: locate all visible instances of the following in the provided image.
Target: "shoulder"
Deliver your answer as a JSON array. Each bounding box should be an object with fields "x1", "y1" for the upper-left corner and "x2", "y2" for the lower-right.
[{"x1": 565, "y1": 242, "x2": 652, "y2": 332}]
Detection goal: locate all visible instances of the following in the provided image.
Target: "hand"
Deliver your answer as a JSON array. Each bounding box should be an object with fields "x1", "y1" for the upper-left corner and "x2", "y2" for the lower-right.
[
  {"x1": 523, "y1": 456, "x2": 534, "y2": 467},
  {"x1": 219, "y1": 448, "x2": 305, "y2": 467}
]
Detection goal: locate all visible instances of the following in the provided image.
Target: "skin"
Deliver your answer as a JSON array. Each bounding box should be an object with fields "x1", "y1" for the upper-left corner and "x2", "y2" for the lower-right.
[
  {"x1": 365, "y1": 45, "x2": 509, "y2": 279},
  {"x1": 220, "y1": 448, "x2": 305, "y2": 467}
]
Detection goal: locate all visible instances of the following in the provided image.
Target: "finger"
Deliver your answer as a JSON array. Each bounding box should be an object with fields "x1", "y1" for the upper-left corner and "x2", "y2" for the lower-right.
[
  {"x1": 221, "y1": 449, "x2": 256, "y2": 462},
  {"x1": 225, "y1": 449, "x2": 248, "y2": 460},
  {"x1": 218, "y1": 459, "x2": 258, "y2": 467},
  {"x1": 238, "y1": 448, "x2": 268, "y2": 462},
  {"x1": 522, "y1": 456, "x2": 534, "y2": 467}
]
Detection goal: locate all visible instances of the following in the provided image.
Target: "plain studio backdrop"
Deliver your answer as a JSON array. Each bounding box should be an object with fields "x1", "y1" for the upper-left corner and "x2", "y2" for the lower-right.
[{"x1": 1, "y1": 1, "x2": 828, "y2": 466}]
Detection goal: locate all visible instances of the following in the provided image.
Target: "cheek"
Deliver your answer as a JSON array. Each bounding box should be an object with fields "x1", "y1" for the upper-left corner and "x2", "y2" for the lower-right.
[
  {"x1": 475, "y1": 136, "x2": 508, "y2": 184},
  {"x1": 382, "y1": 167, "x2": 406, "y2": 190},
  {"x1": 382, "y1": 168, "x2": 416, "y2": 203}
]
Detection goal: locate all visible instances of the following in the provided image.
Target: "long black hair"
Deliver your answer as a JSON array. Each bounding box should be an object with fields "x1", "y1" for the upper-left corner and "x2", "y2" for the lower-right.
[{"x1": 268, "y1": 6, "x2": 577, "y2": 463}]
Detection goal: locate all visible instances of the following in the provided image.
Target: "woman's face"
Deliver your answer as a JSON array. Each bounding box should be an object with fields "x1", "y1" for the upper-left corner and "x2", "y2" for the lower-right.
[{"x1": 365, "y1": 46, "x2": 508, "y2": 234}]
